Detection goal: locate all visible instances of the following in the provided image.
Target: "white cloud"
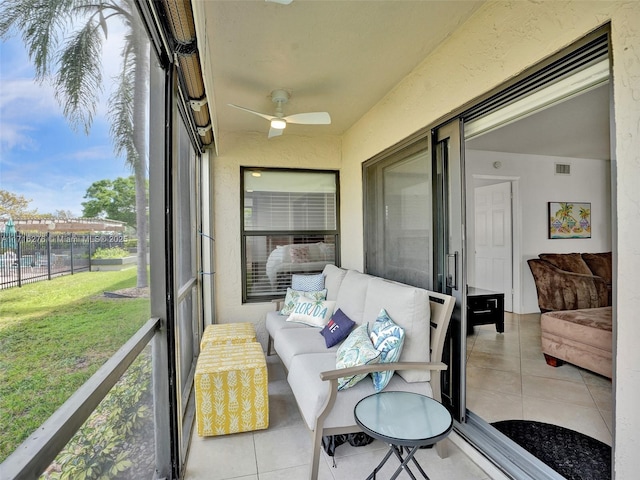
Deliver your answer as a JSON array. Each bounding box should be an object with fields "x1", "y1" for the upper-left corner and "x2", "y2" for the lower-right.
[{"x1": 0, "y1": 122, "x2": 37, "y2": 151}]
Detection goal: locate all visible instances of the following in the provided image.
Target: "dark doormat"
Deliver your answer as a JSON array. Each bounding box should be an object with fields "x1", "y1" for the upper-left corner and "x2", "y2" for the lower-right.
[{"x1": 492, "y1": 420, "x2": 611, "y2": 480}]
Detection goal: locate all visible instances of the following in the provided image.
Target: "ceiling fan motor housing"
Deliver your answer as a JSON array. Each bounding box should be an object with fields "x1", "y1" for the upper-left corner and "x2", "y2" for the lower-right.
[{"x1": 271, "y1": 89, "x2": 290, "y2": 105}]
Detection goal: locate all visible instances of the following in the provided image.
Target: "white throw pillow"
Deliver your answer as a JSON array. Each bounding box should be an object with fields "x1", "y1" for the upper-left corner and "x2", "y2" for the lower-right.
[{"x1": 286, "y1": 298, "x2": 336, "y2": 327}]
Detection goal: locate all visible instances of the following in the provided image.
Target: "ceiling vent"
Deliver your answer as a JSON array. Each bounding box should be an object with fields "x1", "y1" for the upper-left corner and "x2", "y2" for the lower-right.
[{"x1": 555, "y1": 163, "x2": 571, "y2": 175}]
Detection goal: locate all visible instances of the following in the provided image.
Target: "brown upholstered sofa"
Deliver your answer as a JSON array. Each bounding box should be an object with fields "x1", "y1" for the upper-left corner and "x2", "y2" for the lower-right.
[
  {"x1": 527, "y1": 252, "x2": 612, "y2": 312},
  {"x1": 528, "y1": 252, "x2": 612, "y2": 378}
]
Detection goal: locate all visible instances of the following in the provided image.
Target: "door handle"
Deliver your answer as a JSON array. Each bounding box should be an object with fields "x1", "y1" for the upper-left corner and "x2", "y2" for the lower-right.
[{"x1": 446, "y1": 251, "x2": 458, "y2": 290}]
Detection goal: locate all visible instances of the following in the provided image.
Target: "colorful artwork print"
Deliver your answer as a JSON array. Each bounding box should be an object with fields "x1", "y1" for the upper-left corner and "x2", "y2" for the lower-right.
[{"x1": 548, "y1": 202, "x2": 591, "y2": 239}]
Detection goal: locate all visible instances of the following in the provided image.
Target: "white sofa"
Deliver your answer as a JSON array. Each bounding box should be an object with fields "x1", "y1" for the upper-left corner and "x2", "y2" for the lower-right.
[{"x1": 266, "y1": 264, "x2": 455, "y2": 480}]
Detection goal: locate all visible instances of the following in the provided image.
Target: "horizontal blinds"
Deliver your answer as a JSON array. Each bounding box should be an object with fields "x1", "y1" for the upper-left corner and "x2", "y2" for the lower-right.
[{"x1": 245, "y1": 192, "x2": 336, "y2": 231}]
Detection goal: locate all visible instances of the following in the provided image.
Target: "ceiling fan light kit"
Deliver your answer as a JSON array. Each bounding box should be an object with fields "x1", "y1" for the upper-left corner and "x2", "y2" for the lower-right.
[
  {"x1": 270, "y1": 118, "x2": 287, "y2": 130},
  {"x1": 228, "y1": 88, "x2": 331, "y2": 138}
]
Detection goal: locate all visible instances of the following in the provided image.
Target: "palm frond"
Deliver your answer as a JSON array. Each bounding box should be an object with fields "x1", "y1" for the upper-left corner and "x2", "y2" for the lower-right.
[
  {"x1": 109, "y1": 40, "x2": 137, "y2": 170},
  {"x1": 0, "y1": 0, "x2": 77, "y2": 79},
  {"x1": 55, "y1": 19, "x2": 104, "y2": 134}
]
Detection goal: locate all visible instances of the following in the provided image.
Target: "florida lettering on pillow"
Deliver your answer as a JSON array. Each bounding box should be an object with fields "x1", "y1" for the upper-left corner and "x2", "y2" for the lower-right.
[
  {"x1": 280, "y1": 288, "x2": 327, "y2": 315},
  {"x1": 287, "y1": 299, "x2": 336, "y2": 327}
]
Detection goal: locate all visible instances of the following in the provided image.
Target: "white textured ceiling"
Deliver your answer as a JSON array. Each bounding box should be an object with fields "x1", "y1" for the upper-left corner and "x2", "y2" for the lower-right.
[
  {"x1": 193, "y1": 0, "x2": 483, "y2": 144},
  {"x1": 192, "y1": 0, "x2": 609, "y2": 160}
]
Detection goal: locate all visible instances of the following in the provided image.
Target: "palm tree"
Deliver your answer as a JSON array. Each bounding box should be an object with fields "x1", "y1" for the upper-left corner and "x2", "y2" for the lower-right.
[{"x1": 0, "y1": 0, "x2": 149, "y2": 288}]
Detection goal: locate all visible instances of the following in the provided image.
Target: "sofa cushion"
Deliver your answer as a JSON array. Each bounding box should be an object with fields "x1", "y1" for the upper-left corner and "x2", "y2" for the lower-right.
[
  {"x1": 265, "y1": 310, "x2": 307, "y2": 341},
  {"x1": 335, "y1": 324, "x2": 381, "y2": 390},
  {"x1": 370, "y1": 309, "x2": 405, "y2": 392},
  {"x1": 335, "y1": 270, "x2": 374, "y2": 324},
  {"x1": 287, "y1": 298, "x2": 335, "y2": 327},
  {"x1": 539, "y1": 253, "x2": 592, "y2": 275},
  {"x1": 541, "y1": 307, "x2": 612, "y2": 351},
  {"x1": 322, "y1": 264, "x2": 347, "y2": 301},
  {"x1": 287, "y1": 352, "x2": 433, "y2": 430},
  {"x1": 275, "y1": 328, "x2": 340, "y2": 370},
  {"x1": 280, "y1": 288, "x2": 327, "y2": 315},
  {"x1": 363, "y1": 277, "x2": 431, "y2": 383},
  {"x1": 320, "y1": 309, "x2": 355, "y2": 348},
  {"x1": 581, "y1": 252, "x2": 612, "y2": 284},
  {"x1": 292, "y1": 273, "x2": 325, "y2": 292}
]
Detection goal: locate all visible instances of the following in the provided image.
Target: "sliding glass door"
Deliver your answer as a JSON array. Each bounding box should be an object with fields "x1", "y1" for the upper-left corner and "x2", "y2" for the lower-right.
[{"x1": 432, "y1": 120, "x2": 466, "y2": 421}]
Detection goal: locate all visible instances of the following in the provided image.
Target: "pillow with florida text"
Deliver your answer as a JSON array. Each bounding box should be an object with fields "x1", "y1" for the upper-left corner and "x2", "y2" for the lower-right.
[
  {"x1": 280, "y1": 288, "x2": 327, "y2": 315},
  {"x1": 286, "y1": 299, "x2": 336, "y2": 327},
  {"x1": 370, "y1": 309, "x2": 405, "y2": 392},
  {"x1": 320, "y1": 309, "x2": 355, "y2": 348}
]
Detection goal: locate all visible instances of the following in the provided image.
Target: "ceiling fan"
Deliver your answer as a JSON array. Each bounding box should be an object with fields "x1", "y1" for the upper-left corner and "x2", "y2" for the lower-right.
[{"x1": 228, "y1": 89, "x2": 331, "y2": 138}]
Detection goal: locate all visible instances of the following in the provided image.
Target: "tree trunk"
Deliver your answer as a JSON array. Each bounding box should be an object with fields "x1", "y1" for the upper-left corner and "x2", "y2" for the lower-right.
[{"x1": 132, "y1": 14, "x2": 150, "y2": 289}]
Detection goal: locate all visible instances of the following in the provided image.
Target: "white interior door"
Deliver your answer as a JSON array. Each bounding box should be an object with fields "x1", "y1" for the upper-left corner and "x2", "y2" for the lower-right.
[{"x1": 474, "y1": 182, "x2": 513, "y2": 311}]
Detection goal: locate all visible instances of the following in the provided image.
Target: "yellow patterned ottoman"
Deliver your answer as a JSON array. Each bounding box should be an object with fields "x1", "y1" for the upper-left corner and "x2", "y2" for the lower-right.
[
  {"x1": 200, "y1": 322, "x2": 256, "y2": 350},
  {"x1": 195, "y1": 342, "x2": 268, "y2": 436}
]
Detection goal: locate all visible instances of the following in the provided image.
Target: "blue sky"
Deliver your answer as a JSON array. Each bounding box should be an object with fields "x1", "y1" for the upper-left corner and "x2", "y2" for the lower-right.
[{"x1": 1, "y1": 32, "x2": 130, "y2": 217}]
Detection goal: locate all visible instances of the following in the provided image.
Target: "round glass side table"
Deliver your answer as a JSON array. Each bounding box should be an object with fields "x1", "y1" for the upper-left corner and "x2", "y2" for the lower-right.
[{"x1": 354, "y1": 391, "x2": 453, "y2": 480}]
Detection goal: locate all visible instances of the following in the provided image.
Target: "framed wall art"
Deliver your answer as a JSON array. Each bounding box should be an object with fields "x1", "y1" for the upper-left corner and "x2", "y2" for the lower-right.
[{"x1": 548, "y1": 202, "x2": 591, "y2": 239}]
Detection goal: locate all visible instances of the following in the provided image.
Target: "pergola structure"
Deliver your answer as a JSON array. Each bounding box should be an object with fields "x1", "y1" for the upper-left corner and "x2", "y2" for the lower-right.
[{"x1": 0, "y1": 217, "x2": 126, "y2": 233}]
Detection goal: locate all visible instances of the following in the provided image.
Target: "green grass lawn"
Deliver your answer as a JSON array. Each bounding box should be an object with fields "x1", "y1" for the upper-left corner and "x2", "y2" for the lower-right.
[{"x1": 0, "y1": 270, "x2": 150, "y2": 462}]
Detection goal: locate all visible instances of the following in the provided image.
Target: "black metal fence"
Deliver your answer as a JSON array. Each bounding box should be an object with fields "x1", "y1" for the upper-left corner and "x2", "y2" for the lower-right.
[{"x1": 0, "y1": 232, "x2": 126, "y2": 289}]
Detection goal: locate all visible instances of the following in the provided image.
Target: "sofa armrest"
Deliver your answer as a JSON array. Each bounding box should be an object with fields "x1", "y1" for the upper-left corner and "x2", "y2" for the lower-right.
[
  {"x1": 271, "y1": 297, "x2": 285, "y2": 311},
  {"x1": 319, "y1": 361, "x2": 447, "y2": 381},
  {"x1": 312, "y1": 361, "x2": 449, "y2": 434},
  {"x1": 528, "y1": 259, "x2": 609, "y2": 311}
]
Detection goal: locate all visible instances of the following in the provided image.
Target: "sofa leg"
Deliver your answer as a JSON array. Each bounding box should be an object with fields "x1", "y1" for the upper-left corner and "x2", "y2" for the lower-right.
[
  {"x1": 544, "y1": 353, "x2": 564, "y2": 367},
  {"x1": 308, "y1": 428, "x2": 324, "y2": 480},
  {"x1": 267, "y1": 335, "x2": 274, "y2": 356}
]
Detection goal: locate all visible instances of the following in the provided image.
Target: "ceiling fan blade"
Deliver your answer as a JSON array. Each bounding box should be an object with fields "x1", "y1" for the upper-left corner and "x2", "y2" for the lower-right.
[
  {"x1": 268, "y1": 127, "x2": 284, "y2": 139},
  {"x1": 284, "y1": 112, "x2": 331, "y2": 125},
  {"x1": 228, "y1": 103, "x2": 275, "y2": 122}
]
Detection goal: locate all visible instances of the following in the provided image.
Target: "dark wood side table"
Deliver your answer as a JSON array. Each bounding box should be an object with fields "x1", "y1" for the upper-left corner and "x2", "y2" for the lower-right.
[{"x1": 467, "y1": 287, "x2": 505, "y2": 335}]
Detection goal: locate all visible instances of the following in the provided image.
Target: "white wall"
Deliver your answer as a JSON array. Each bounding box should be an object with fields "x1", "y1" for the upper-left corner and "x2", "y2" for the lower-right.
[
  {"x1": 338, "y1": 2, "x2": 640, "y2": 477},
  {"x1": 465, "y1": 150, "x2": 612, "y2": 313},
  {"x1": 211, "y1": 132, "x2": 341, "y2": 347},
  {"x1": 212, "y1": 2, "x2": 640, "y2": 475}
]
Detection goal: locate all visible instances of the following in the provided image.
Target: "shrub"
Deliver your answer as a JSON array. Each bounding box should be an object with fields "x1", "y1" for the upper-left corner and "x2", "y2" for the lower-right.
[
  {"x1": 92, "y1": 247, "x2": 130, "y2": 259},
  {"x1": 44, "y1": 353, "x2": 152, "y2": 480}
]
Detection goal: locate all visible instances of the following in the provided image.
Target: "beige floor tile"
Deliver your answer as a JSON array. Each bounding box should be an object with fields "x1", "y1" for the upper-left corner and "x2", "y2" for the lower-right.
[
  {"x1": 329, "y1": 440, "x2": 489, "y2": 480},
  {"x1": 466, "y1": 388, "x2": 523, "y2": 423},
  {"x1": 467, "y1": 350, "x2": 521, "y2": 373},
  {"x1": 519, "y1": 339, "x2": 543, "y2": 360},
  {"x1": 254, "y1": 424, "x2": 313, "y2": 473},
  {"x1": 580, "y1": 368, "x2": 613, "y2": 387},
  {"x1": 600, "y1": 409, "x2": 614, "y2": 434},
  {"x1": 467, "y1": 365, "x2": 522, "y2": 395},
  {"x1": 522, "y1": 396, "x2": 612, "y2": 445},
  {"x1": 588, "y1": 383, "x2": 613, "y2": 411},
  {"x1": 522, "y1": 375, "x2": 596, "y2": 407},
  {"x1": 470, "y1": 335, "x2": 521, "y2": 357},
  {"x1": 521, "y1": 354, "x2": 585, "y2": 383},
  {"x1": 184, "y1": 430, "x2": 257, "y2": 480}
]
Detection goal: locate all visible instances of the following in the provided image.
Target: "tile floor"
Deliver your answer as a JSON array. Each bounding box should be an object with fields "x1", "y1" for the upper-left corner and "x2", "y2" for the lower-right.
[
  {"x1": 184, "y1": 355, "x2": 492, "y2": 480},
  {"x1": 184, "y1": 311, "x2": 613, "y2": 479},
  {"x1": 466, "y1": 312, "x2": 613, "y2": 446}
]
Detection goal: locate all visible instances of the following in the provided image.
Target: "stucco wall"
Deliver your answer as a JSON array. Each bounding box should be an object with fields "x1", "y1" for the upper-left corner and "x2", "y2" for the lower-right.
[
  {"x1": 338, "y1": 1, "x2": 639, "y2": 476},
  {"x1": 212, "y1": 132, "x2": 341, "y2": 346},
  {"x1": 212, "y1": 1, "x2": 640, "y2": 475}
]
